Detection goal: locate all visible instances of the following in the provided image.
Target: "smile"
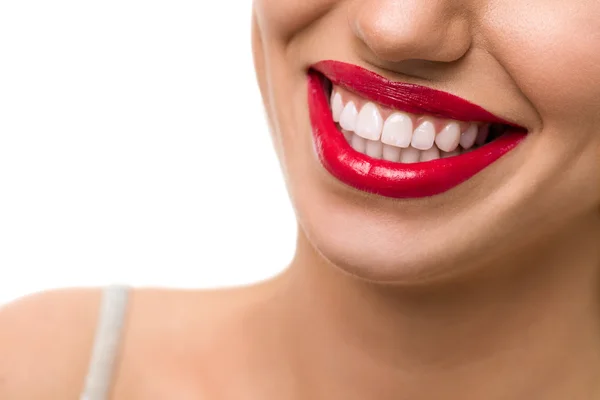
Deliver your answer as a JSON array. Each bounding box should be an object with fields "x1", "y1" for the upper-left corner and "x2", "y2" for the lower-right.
[{"x1": 307, "y1": 60, "x2": 528, "y2": 198}]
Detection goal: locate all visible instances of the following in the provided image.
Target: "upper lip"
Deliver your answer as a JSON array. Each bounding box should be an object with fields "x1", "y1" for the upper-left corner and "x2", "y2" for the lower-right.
[{"x1": 311, "y1": 60, "x2": 525, "y2": 129}]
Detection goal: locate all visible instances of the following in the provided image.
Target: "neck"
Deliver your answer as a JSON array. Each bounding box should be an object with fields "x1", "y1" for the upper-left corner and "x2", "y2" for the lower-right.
[{"x1": 274, "y1": 213, "x2": 600, "y2": 400}]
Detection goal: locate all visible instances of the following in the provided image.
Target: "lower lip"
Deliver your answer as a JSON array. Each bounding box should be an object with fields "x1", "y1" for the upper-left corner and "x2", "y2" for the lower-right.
[{"x1": 307, "y1": 72, "x2": 526, "y2": 199}]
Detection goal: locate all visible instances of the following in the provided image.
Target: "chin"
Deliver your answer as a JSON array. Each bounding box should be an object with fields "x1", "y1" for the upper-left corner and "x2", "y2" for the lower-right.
[{"x1": 291, "y1": 177, "x2": 494, "y2": 284}]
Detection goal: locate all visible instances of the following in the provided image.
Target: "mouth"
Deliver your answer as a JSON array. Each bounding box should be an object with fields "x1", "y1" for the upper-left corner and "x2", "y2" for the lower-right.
[{"x1": 307, "y1": 60, "x2": 528, "y2": 199}]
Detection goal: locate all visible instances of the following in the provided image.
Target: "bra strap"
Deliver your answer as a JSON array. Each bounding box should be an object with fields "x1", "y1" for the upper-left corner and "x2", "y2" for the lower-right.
[{"x1": 80, "y1": 285, "x2": 130, "y2": 400}]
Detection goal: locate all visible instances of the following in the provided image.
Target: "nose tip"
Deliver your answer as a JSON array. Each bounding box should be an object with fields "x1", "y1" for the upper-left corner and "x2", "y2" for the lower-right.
[{"x1": 350, "y1": 0, "x2": 472, "y2": 64}]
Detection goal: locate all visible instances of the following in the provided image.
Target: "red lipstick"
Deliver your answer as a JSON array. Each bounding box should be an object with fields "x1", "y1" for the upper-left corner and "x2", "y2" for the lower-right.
[{"x1": 308, "y1": 60, "x2": 526, "y2": 198}]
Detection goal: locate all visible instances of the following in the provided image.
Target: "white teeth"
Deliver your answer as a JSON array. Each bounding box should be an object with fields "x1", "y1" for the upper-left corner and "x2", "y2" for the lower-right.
[
  {"x1": 420, "y1": 146, "x2": 441, "y2": 162},
  {"x1": 340, "y1": 101, "x2": 358, "y2": 132},
  {"x1": 476, "y1": 124, "x2": 490, "y2": 146},
  {"x1": 399, "y1": 147, "x2": 421, "y2": 164},
  {"x1": 381, "y1": 112, "x2": 413, "y2": 148},
  {"x1": 411, "y1": 120, "x2": 436, "y2": 150},
  {"x1": 459, "y1": 124, "x2": 478, "y2": 149},
  {"x1": 351, "y1": 134, "x2": 367, "y2": 153},
  {"x1": 382, "y1": 144, "x2": 402, "y2": 162},
  {"x1": 365, "y1": 139, "x2": 383, "y2": 158},
  {"x1": 331, "y1": 87, "x2": 499, "y2": 164},
  {"x1": 331, "y1": 92, "x2": 344, "y2": 123},
  {"x1": 435, "y1": 122, "x2": 461, "y2": 152},
  {"x1": 355, "y1": 102, "x2": 383, "y2": 141}
]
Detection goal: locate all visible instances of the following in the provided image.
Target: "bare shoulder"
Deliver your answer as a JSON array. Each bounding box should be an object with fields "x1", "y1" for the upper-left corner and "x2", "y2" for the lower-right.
[
  {"x1": 0, "y1": 288, "x2": 103, "y2": 399},
  {"x1": 0, "y1": 283, "x2": 278, "y2": 399}
]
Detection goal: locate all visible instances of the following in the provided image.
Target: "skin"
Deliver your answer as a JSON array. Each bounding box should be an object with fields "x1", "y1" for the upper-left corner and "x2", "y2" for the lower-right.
[{"x1": 1, "y1": 0, "x2": 600, "y2": 399}]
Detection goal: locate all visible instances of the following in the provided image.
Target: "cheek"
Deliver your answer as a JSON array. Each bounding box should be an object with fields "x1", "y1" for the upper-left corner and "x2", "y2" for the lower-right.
[
  {"x1": 253, "y1": 0, "x2": 339, "y2": 41},
  {"x1": 486, "y1": 2, "x2": 600, "y2": 125}
]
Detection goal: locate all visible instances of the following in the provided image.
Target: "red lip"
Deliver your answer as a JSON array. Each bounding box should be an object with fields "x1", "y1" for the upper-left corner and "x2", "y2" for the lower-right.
[{"x1": 308, "y1": 60, "x2": 527, "y2": 198}]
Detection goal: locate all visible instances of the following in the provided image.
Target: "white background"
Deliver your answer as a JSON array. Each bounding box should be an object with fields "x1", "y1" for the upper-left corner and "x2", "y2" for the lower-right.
[{"x1": 0, "y1": 0, "x2": 296, "y2": 305}]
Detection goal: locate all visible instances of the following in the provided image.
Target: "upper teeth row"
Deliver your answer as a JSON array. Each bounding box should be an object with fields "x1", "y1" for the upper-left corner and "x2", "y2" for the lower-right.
[{"x1": 331, "y1": 90, "x2": 486, "y2": 152}]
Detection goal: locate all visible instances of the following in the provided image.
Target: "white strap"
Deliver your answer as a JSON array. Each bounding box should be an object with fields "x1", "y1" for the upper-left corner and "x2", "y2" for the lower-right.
[{"x1": 80, "y1": 285, "x2": 130, "y2": 400}]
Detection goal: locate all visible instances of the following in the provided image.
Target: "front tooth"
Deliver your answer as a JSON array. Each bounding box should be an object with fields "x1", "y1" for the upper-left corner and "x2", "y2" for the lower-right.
[
  {"x1": 435, "y1": 122, "x2": 461, "y2": 152},
  {"x1": 351, "y1": 134, "x2": 367, "y2": 153},
  {"x1": 411, "y1": 120, "x2": 436, "y2": 150},
  {"x1": 331, "y1": 92, "x2": 344, "y2": 123},
  {"x1": 459, "y1": 124, "x2": 478, "y2": 149},
  {"x1": 355, "y1": 102, "x2": 383, "y2": 140},
  {"x1": 381, "y1": 112, "x2": 413, "y2": 148},
  {"x1": 399, "y1": 147, "x2": 421, "y2": 164},
  {"x1": 382, "y1": 145, "x2": 401, "y2": 162},
  {"x1": 365, "y1": 140, "x2": 383, "y2": 159},
  {"x1": 420, "y1": 146, "x2": 441, "y2": 162},
  {"x1": 339, "y1": 101, "x2": 358, "y2": 132}
]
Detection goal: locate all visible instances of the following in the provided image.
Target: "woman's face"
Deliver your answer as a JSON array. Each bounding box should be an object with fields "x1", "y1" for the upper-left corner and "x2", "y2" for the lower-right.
[{"x1": 252, "y1": 0, "x2": 600, "y2": 283}]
